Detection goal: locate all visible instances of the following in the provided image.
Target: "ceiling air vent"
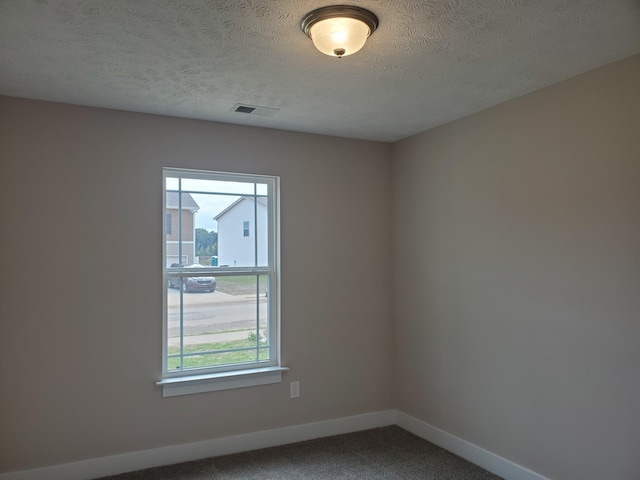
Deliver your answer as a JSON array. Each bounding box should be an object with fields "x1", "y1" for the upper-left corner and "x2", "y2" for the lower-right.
[
  {"x1": 235, "y1": 105, "x2": 255, "y2": 114},
  {"x1": 230, "y1": 103, "x2": 279, "y2": 117}
]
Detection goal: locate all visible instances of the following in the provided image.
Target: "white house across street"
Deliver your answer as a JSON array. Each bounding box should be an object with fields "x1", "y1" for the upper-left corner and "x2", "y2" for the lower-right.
[{"x1": 214, "y1": 196, "x2": 268, "y2": 267}]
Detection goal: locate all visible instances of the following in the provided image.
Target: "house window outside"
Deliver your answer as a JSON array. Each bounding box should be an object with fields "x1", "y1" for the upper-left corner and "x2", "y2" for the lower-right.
[
  {"x1": 160, "y1": 168, "x2": 282, "y2": 396},
  {"x1": 166, "y1": 213, "x2": 172, "y2": 234}
]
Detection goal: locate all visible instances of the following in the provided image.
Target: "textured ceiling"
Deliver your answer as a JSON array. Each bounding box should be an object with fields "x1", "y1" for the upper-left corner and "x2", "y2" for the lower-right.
[{"x1": 1, "y1": 1, "x2": 639, "y2": 142}]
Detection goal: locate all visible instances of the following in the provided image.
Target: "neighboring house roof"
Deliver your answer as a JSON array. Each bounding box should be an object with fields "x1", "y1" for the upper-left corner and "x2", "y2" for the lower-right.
[
  {"x1": 166, "y1": 192, "x2": 200, "y2": 212},
  {"x1": 214, "y1": 196, "x2": 267, "y2": 220}
]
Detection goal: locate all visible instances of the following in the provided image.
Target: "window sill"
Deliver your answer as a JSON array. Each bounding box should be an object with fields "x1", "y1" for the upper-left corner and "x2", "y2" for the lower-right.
[{"x1": 156, "y1": 366, "x2": 289, "y2": 397}]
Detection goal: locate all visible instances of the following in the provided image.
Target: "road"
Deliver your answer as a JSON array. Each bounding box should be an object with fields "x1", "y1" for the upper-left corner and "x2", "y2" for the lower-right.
[{"x1": 167, "y1": 290, "x2": 267, "y2": 340}]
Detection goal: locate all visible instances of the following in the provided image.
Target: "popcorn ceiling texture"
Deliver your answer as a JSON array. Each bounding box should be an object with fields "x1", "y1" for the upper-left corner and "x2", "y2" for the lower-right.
[{"x1": 1, "y1": 0, "x2": 639, "y2": 142}]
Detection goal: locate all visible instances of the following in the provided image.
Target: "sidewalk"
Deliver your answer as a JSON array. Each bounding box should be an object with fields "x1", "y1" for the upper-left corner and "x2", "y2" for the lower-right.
[{"x1": 168, "y1": 329, "x2": 251, "y2": 347}]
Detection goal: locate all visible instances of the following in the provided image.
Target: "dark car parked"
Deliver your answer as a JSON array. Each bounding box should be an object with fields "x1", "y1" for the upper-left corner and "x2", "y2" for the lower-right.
[{"x1": 168, "y1": 263, "x2": 216, "y2": 293}]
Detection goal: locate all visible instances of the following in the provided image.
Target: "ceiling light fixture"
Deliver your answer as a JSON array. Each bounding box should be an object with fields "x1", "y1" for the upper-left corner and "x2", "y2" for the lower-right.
[{"x1": 301, "y1": 5, "x2": 378, "y2": 59}]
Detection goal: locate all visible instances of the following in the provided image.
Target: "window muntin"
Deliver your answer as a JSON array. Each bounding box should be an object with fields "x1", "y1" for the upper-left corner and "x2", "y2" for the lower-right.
[{"x1": 162, "y1": 168, "x2": 279, "y2": 379}]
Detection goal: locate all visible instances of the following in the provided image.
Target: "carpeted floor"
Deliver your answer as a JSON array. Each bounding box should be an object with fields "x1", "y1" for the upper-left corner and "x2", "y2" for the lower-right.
[{"x1": 97, "y1": 426, "x2": 502, "y2": 479}]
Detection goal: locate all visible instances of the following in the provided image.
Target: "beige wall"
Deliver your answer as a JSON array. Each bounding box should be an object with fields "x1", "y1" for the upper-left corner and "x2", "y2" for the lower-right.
[
  {"x1": 392, "y1": 54, "x2": 640, "y2": 480},
  {"x1": 0, "y1": 98, "x2": 393, "y2": 472}
]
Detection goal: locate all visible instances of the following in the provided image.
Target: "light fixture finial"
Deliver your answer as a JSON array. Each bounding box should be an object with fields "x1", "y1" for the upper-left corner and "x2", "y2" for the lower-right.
[{"x1": 301, "y1": 5, "x2": 378, "y2": 58}]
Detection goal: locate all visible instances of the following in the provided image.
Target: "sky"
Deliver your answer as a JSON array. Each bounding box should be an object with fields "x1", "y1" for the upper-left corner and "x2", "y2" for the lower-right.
[{"x1": 191, "y1": 193, "x2": 239, "y2": 232}]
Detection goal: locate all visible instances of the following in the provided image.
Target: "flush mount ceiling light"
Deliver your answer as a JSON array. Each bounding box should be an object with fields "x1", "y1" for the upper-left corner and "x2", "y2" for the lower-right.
[{"x1": 301, "y1": 5, "x2": 378, "y2": 58}]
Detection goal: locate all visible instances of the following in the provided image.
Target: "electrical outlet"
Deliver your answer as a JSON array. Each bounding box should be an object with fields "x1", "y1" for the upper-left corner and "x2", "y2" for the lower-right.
[{"x1": 290, "y1": 381, "x2": 300, "y2": 398}]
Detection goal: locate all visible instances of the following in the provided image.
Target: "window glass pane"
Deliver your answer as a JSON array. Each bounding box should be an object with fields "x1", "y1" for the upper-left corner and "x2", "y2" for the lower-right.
[
  {"x1": 189, "y1": 193, "x2": 240, "y2": 263},
  {"x1": 166, "y1": 275, "x2": 269, "y2": 372},
  {"x1": 165, "y1": 194, "x2": 194, "y2": 265},
  {"x1": 166, "y1": 177, "x2": 267, "y2": 195},
  {"x1": 192, "y1": 193, "x2": 240, "y2": 230},
  {"x1": 255, "y1": 183, "x2": 268, "y2": 196},
  {"x1": 166, "y1": 176, "x2": 179, "y2": 190},
  {"x1": 216, "y1": 196, "x2": 268, "y2": 268},
  {"x1": 256, "y1": 196, "x2": 269, "y2": 266},
  {"x1": 168, "y1": 350, "x2": 270, "y2": 370},
  {"x1": 181, "y1": 178, "x2": 256, "y2": 195}
]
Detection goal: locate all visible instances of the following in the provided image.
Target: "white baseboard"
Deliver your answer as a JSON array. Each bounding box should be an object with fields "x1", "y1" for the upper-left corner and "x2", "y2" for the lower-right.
[
  {"x1": 0, "y1": 410, "x2": 396, "y2": 480},
  {"x1": 1, "y1": 410, "x2": 549, "y2": 480},
  {"x1": 395, "y1": 411, "x2": 551, "y2": 480}
]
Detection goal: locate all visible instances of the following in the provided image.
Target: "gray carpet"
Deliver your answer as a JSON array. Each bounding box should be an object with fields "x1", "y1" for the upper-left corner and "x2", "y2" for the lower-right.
[{"x1": 98, "y1": 426, "x2": 502, "y2": 479}]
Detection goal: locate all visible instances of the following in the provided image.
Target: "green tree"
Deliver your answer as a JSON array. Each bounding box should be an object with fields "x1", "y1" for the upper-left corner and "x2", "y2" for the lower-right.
[{"x1": 196, "y1": 228, "x2": 218, "y2": 256}]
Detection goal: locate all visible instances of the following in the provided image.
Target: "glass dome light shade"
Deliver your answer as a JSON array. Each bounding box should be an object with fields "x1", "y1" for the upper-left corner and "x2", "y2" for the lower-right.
[{"x1": 309, "y1": 17, "x2": 371, "y2": 57}]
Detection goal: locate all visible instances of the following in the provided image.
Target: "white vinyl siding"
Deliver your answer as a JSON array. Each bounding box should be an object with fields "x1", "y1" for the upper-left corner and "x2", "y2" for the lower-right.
[{"x1": 217, "y1": 198, "x2": 268, "y2": 267}]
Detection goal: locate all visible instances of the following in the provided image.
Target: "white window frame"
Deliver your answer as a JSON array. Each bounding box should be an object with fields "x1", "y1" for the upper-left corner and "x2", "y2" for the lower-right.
[{"x1": 157, "y1": 168, "x2": 285, "y2": 397}]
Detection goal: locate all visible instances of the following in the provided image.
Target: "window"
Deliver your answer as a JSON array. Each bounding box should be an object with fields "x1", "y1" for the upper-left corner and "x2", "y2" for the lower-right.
[
  {"x1": 159, "y1": 168, "x2": 283, "y2": 396},
  {"x1": 165, "y1": 213, "x2": 172, "y2": 234}
]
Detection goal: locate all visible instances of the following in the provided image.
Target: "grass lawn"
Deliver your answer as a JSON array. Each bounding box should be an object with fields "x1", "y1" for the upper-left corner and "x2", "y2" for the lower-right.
[
  {"x1": 215, "y1": 275, "x2": 268, "y2": 296},
  {"x1": 168, "y1": 336, "x2": 269, "y2": 370}
]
